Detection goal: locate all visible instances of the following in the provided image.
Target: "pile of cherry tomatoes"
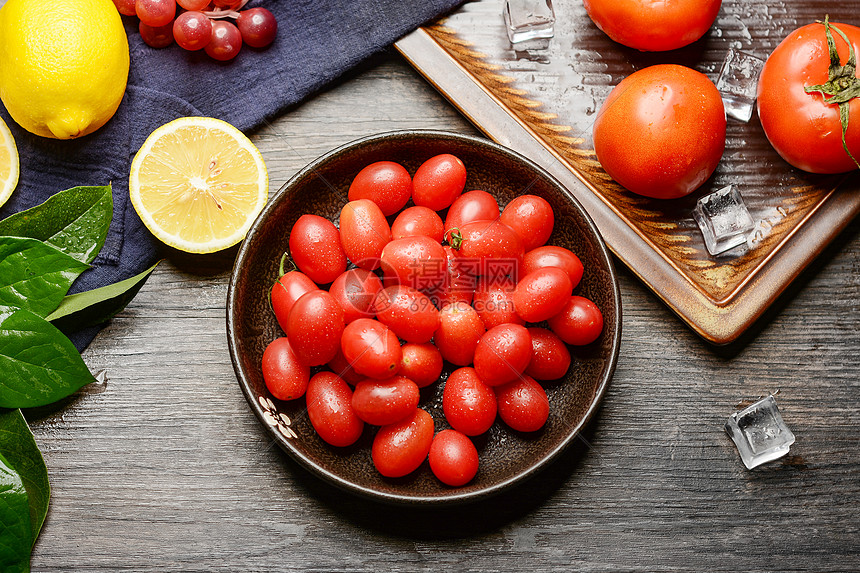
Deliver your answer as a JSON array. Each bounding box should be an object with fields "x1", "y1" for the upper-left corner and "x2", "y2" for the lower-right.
[{"x1": 260, "y1": 154, "x2": 603, "y2": 486}]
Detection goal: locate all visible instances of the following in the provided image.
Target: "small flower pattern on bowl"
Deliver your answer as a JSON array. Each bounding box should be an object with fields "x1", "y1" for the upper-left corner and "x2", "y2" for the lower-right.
[{"x1": 258, "y1": 396, "x2": 298, "y2": 439}]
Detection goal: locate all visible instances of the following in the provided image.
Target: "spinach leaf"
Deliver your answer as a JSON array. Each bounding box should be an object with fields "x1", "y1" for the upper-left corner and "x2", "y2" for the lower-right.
[
  {"x1": 0, "y1": 409, "x2": 49, "y2": 546},
  {"x1": 0, "y1": 452, "x2": 31, "y2": 573},
  {"x1": 0, "y1": 185, "x2": 112, "y2": 264},
  {"x1": 47, "y1": 261, "x2": 160, "y2": 330},
  {"x1": 0, "y1": 237, "x2": 90, "y2": 318},
  {"x1": 0, "y1": 306, "x2": 95, "y2": 409}
]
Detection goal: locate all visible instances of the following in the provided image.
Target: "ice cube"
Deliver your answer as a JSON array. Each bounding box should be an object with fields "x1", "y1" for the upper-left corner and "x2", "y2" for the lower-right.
[
  {"x1": 503, "y1": 0, "x2": 555, "y2": 45},
  {"x1": 725, "y1": 394, "x2": 795, "y2": 469},
  {"x1": 693, "y1": 184, "x2": 755, "y2": 256},
  {"x1": 716, "y1": 49, "x2": 766, "y2": 122}
]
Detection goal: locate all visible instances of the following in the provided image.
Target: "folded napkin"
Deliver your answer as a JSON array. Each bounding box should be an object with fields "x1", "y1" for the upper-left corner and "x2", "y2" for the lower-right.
[{"x1": 0, "y1": 0, "x2": 464, "y2": 351}]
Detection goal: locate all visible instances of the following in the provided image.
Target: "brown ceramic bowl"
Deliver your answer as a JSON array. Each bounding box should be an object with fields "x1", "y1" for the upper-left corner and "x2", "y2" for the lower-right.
[{"x1": 227, "y1": 130, "x2": 621, "y2": 505}]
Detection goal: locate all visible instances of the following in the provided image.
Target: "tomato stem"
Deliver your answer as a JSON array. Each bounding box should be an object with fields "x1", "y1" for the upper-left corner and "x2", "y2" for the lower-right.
[
  {"x1": 445, "y1": 227, "x2": 463, "y2": 250},
  {"x1": 278, "y1": 252, "x2": 297, "y2": 277},
  {"x1": 804, "y1": 15, "x2": 860, "y2": 170}
]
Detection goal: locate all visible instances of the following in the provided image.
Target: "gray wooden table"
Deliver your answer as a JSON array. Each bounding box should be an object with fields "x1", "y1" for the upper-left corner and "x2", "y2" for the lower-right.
[{"x1": 28, "y1": 52, "x2": 860, "y2": 572}]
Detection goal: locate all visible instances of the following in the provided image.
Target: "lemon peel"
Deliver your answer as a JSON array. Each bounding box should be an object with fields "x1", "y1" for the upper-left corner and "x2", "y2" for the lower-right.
[{"x1": 0, "y1": 0, "x2": 129, "y2": 139}]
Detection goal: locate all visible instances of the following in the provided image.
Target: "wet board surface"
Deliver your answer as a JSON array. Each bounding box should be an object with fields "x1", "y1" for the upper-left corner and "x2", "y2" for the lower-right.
[{"x1": 396, "y1": 0, "x2": 860, "y2": 343}]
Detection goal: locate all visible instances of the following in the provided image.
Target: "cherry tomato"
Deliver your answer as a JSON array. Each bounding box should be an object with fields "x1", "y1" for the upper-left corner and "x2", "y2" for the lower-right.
[
  {"x1": 473, "y1": 323, "x2": 533, "y2": 386},
  {"x1": 348, "y1": 161, "x2": 412, "y2": 216},
  {"x1": 306, "y1": 372, "x2": 364, "y2": 447},
  {"x1": 450, "y1": 220, "x2": 524, "y2": 279},
  {"x1": 499, "y1": 195, "x2": 554, "y2": 252},
  {"x1": 582, "y1": 0, "x2": 721, "y2": 52},
  {"x1": 261, "y1": 337, "x2": 310, "y2": 401},
  {"x1": 548, "y1": 296, "x2": 604, "y2": 346},
  {"x1": 339, "y1": 199, "x2": 392, "y2": 270},
  {"x1": 286, "y1": 290, "x2": 345, "y2": 366},
  {"x1": 391, "y1": 206, "x2": 444, "y2": 243},
  {"x1": 472, "y1": 275, "x2": 525, "y2": 330},
  {"x1": 512, "y1": 267, "x2": 573, "y2": 323},
  {"x1": 351, "y1": 376, "x2": 420, "y2": 426},
  {"x1": 429, "y1": 429, "x2": 479, "y2": 487},
  {"x1": 593, "y1": 64, "x2": 726, "y2": 199},
  {"x1": 442, "y1": 367, "x2": 497, "y2": 436},
  {"x1": 425, "y1": 246, "x2": 478, "y2": 309},
  {"x1": 412, "y1": 154, "x2": 467, "y2": 211},
  {"x1": 270, "y1": 270, "x2": 317, "y2": 333},
  {"x1": 444, "y1": 190, "x2": 500, "y2": 235},
  {"x1": 372, "y1": 285, "x2": 440, "y2": 344},
  {"x1": 758, "y1": 19, "x2": 860, "y2": 173},
  {"x1": 328, "y1": 268, "x2": 383, "y2": 324},
  {"x1": 341, "y1": 318, "x2": 402, "y2": 379},
  {"x1": 525, "y1": 327, "x2": 571, "y2": 381},
  {"x1": 523, "y1": 246, "x2": 584, "y2": 291},
  {"x1": 434, "y1": 302, "x2": 485, "y2": 366},
  {"x1": 495, "y1": 375, "x2": 549, "y2": 433},
  {"x1": 379, "y1": 235, "x2": 446, "y2": 291},
  {"x1": 372, "y1": 408, "x2": 434, "y2": 478},
  {"x1": 327, "y1": 347, "x2": 363, "y2": 385},
  {"x1": 399, "y1": 343, "x2": 443, "y2": 388},
  {"x1": 288, "y1": 214, "x2": 347, "y2": 284}
]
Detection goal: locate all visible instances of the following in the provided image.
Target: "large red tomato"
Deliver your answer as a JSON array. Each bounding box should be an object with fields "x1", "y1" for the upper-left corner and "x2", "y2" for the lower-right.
[
  {"x1": 582, "y1": 0, "x2": 722, "y2": 52},
  {"x1": 758, "y1": 19, "x2": 860, "y2": 174},
  {"x1": 593, "y1": 64, "x2": 726, "y2": 199}
]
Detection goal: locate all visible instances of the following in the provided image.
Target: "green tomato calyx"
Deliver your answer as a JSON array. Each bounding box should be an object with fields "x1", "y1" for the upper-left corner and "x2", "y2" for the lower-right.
[
  {"x1": 804, "y1": 15, "x2": 860, "y2": 170},
  {"x1": 445, "y1": 227, "x2": 463, "y2": 250},
  {"x1": 277, "y1": 251, "x2": 297, "y2": 277}
]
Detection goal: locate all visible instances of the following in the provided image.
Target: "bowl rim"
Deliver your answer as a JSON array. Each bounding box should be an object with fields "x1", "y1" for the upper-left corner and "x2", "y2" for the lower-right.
[{"x1": 227, "y1": 129, "x2": 622, "y2": 505}]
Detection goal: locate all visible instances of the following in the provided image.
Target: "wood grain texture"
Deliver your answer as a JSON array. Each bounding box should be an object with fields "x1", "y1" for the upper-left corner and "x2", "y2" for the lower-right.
[
  {"x1": 402, "y1": 0, "x2": 860, "y2": 344},
  {"x1": 26, "y1": 54, "x2": 860, "y2": 572},
  {"x1": 424, "y1": 0, "x2": 859, "y2": 301}
]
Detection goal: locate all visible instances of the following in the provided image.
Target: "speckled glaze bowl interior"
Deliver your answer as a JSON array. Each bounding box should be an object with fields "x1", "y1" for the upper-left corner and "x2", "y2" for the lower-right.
[{"x1": 227, "y1": 130, "x2": 622, "y2": 505}]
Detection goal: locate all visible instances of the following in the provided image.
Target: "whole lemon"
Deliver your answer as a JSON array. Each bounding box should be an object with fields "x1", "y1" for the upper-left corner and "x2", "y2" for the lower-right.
[{"x1": 0, "y1": 0, "x2": 130, "y2": 139}]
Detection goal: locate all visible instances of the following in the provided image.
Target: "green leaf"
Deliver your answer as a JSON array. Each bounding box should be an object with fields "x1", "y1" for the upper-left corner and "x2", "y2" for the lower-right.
[
  {"x1": 0, "y1": 409, "x2": 48, "y2": 547},
  {"x1": 0, "y1": 306, "x2": 95, "y2": 409},
  {"x1": 0, "y1": 452, "x2": 31, "y2": 572},
  {"x1": 0, "y1": 185, "x2": 113, "y2": 264},
  {"x1": 47, "y1": 261, "x2": 160, "y2": 330},
  {"x1": 0, "y1": 237, "x2": 90, "y2": 318}
]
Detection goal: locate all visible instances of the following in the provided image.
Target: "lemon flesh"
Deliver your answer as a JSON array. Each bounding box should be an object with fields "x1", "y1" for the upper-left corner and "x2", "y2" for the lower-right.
[
  {"x1": 0, "y1": 117, "x2": 19, "y2": 208},
  {"x1": 0, "y1": 0, "x2": 129, "y2": 139},
  {"x1": 129, "y1": 117, "x2": 269, "y2": 254}
]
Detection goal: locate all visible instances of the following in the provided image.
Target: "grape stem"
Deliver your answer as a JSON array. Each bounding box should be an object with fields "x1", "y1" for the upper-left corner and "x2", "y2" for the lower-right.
[{"x1": 204, "y1": 0, "x2": 250, "y2": 19}]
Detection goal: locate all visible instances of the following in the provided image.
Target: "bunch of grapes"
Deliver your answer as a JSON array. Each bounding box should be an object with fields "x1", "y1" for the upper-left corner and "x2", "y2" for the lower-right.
[{"x1": 113, "y1": 0, "x2": 277, "y2": 61}]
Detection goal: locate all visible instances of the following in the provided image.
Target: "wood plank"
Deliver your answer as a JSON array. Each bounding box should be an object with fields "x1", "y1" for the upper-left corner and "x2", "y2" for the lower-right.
[{"x1": 27, "y1": 54, "x2": 860, "y2": 572}]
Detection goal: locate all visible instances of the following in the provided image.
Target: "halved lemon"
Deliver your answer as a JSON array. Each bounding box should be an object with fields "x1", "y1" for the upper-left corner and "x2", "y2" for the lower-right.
[
  {"x1": 129, "y1": 117, "x2": 268, "y2": 253},
  {"x1": 0, "y1": 117, "x2": 20, "y2": 208}
]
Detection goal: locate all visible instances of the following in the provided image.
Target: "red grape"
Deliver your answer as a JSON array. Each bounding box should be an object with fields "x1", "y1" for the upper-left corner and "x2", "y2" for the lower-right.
[
  {"x1": 177, "y1": 0, "x2": 210, "y2": 9},
  {"x1": 139, "y1": 20, "x2": 174, "y2": 48},
  {"x1": 174, "y1": 11, "x2": 212, "y2": 51},
  {"x1": 113, "y1": 0, "x2": 137, "y2": 17},
  {"x1": 205, "y1": 20, "x2": 243, "y2": 61},
  {"x1": 237, "y1": 7, "x2": 278, "y2": 48},
  {"x1": 136, "y1": 0, "x2": 175, "y2": 27},
  {"x1": 213, "y1": 0, "x2": 243, "y2": 8}
]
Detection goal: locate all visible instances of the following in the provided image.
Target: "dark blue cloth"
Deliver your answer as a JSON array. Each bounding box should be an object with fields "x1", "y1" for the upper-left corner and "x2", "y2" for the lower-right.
[{"x1": 0, "y1": 0, "x2": 463, "y2": 351}]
